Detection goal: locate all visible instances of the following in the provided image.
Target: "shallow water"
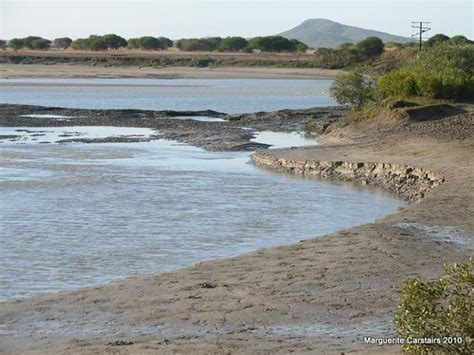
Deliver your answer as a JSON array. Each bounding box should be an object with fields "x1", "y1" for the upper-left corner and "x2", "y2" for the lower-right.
[
  {"x1": 0, "y1": 126, "x2": 156, "y2": 144},
  {"x1": 251, "y1": 131, "x2": 317, "y2": 149},
  {"x1": 0, "y1": 130, "x2": 404, "y2": 300},
  {"x1": 0, "y1": 78, "x2": 335, "y2": 113}
]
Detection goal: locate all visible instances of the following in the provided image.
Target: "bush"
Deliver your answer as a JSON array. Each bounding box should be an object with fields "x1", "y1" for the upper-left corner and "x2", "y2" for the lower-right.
[
  {"x1": 53, "y1": 37, "x2": 72, "y2": 49},
  {"x1": 218, "y1": 37, "x2": 248, "y2": 52},
  {"x1": 102, "y1": 34, "x2": 127, "y2": 49},
  {"x1": 138, "y1": 36, "x2": 162, "y2": 50},
  {"x1": 449, "y1": 35, "x2": 473, "y2": 46},
  {"x1": 356, "y1": 36, "x2": 384, "y2": 56},
  {"x1": 377, "y1": 45, "x2": 474, "y2": 100},
  {"x1": 395, "y1": 258, "x2": 473, "y2": 354},
  {"x1": 426, "y1": 33, "x2": 450, "y2": 48},
  {"x1": 176, "y1": 38, "x2": 222, "y2": 51},
  {"x1": 127, "y1": 38, "x2": 140, "y2": 49},
  {"x1": 157, "y1": 37, "x2": 173, "y2": 49},
  {"x1": 330, "y1": 71, "x2": 376, "y2": 108},
  {"x1": 377, "y1": 70, "x2": 417, "y2": 97},
  {"x1": 248, "y1": 36, "x2": 303, "y2": 52},
  {"x1": 8, "y1": 38, "x2": 24, "y2": 51},
  {"x1": 0, "y1": 39, "x2": 7, "y2": 50},
  {"x1": 314, "y1": 47, "x2": 364, "y2": 69}
]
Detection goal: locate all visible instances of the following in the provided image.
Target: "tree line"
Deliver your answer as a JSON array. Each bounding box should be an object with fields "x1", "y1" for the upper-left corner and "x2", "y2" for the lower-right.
[
  {"x1": 0, "y1": 34, "x2": 307, "y2": 53},
  {"x1": 313, "y1": 34, "x2": 473, "y2": 69}
]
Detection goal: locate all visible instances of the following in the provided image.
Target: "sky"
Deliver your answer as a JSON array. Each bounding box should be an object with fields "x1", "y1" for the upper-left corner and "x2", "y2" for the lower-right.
[{"x1": 0, "y1": 0, "x2": 472, "y2": 40}]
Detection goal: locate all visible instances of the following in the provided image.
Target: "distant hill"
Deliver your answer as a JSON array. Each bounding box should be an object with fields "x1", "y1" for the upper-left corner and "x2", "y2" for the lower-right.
[{"x1": 279, "y1": 19, "x2": 411, "y2": 48}]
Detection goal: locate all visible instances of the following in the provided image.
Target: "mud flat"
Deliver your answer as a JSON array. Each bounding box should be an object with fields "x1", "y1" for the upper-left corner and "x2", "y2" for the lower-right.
[
  {"x1": 0, "y1": 103, "x2": 473, "y2": 354},
  {"x1": 0, "y1": 63, "x2": 341, "y2": 79},
  {"x1": 0, "y1": 104, "x2": 345, "y2": 150}
]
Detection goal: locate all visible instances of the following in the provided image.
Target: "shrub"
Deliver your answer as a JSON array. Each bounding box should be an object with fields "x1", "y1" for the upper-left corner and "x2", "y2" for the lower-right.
[
  {"x1": 53, "y1": 37, "x2": 72, "y2": 49},
  {"x1": 0, "y1": 39, "x2": 7, "y2": 50},
  {"x1": 127, "y1": 38, "x2": 140, "y2": 49},
  {"x1": 102, "y1": 34, "x2": 127, "y2": 49},
  {"x1": 218, "y1": 37, "x2": 248, "y2": 52},
  {"x1": 157, "y1": 37, "x2": 173, "y2": 49},
  {"x1": 248, "y1": 36, "x2": 302, "y2": 52},
  {"x1": 314, "y1": 47, "x2": 364, "y2": 69},
  {"x1": 377, "y1": 70, "x2": 417, "y2": 97},
  {"x1": 330, "y1": 71, "x2": 376, "y2": 108},
  {"x1": 71, "y1": 38, "x2": 88, "y2": 50},
  {"x1": 175, "y1": 38, "x2": 221, "y2": 51},
  {"x1": 8, "y1": 38, "x2": 24, "y2": 51},
  {"x1": 395, "y1": 258, "x2": 473, "y2": 354},
  {"x1": 137, "y1": 36, "x2": 162, "y2": 50},
  {"x1": 355, "y1": 36, "x2": 384, "y2": 56},
  {"x1": 86, "y1": 35, "x2": 107, "y2": 51},
  {"x1": 449, "y1": 35, "x2": 473, "y2": 46},
  {"x1": 426, "y1": 33, "x2": 450, "y2": 47},
  {"x1": 377, "y1": 45, "x2": 474, "y2": 100}
]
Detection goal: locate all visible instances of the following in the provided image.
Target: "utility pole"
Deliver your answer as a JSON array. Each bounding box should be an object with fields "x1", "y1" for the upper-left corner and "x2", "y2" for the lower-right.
[{"x1": 411, "y1": 22, "x2": 431, "y2": 51}]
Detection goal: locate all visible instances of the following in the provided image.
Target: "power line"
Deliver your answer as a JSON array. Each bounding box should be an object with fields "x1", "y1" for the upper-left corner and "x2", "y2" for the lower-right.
[{"x1": 411, "y1": 21, "x2": 431, "y2": 51}]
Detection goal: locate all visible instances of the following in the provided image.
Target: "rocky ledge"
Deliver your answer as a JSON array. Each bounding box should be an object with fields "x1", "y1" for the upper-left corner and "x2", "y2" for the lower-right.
[{"x1": 251, "y1": 152, "x2": 445, "y2": 200}]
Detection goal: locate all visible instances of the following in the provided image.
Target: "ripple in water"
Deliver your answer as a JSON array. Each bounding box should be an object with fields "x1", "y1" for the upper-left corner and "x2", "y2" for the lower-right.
[{"x1": 0, "y1": 130, "x2": 405, "y2": 300}]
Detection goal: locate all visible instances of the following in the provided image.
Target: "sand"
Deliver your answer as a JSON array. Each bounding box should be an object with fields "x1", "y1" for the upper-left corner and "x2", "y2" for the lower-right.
[
  {"x1": 0, "y1": 104, "x2": 473, "y2": 354},
  {"x1": 0, "y1": 64, "x2": 341, "y2": 79}
]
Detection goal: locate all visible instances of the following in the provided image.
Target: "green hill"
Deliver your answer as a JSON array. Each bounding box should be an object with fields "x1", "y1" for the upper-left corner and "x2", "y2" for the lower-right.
[{"x1": 279, "y1": 18, "x2": 411, "y2": 48}]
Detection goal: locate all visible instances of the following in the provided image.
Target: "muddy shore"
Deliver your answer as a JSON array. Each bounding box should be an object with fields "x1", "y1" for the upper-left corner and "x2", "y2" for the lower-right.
[
  {"x1": 0, "y1": 103, "x2": 473, "y2": 354},
  {"x1": 0, "y1": 64, "x2": 341, "y2": 79}
]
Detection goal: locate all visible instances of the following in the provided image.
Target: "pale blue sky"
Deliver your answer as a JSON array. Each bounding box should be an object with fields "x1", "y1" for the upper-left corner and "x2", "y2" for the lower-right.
[{"x1": 0, "y1": 0, "x2": 472, "y2": 40}]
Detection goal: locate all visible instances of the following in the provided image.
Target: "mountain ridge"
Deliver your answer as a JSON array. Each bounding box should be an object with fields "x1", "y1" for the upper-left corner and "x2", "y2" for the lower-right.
[{"x1": 279, "y1": 18, "x2": 411, "y2": 48}]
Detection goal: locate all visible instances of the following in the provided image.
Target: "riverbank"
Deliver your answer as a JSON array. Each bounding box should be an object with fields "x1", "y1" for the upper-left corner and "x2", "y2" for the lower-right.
[
  {"x1": 0, "y1": 103, "x2": 473, "y2": 354},
  {"x1": 0, "y1": 63, "x2": 341, "y2": 79}
]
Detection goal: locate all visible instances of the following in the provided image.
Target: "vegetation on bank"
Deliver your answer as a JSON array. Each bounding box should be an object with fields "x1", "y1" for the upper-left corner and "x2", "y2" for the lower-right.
[
  {"x1": 2, "y1": 32, "x2": 472, "y2": 76},
  {"x1": 395, "y1": 259, "x2": 473, "y2": 354},
  {"x1": 1, "y1": 34, "x2": 307, "y2": 53},
  {"x1": 329, "y1": 41, "x2": 474, "y2": 107}
]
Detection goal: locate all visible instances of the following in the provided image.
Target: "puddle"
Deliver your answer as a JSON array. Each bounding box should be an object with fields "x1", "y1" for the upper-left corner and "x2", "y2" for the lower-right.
[
  {"x1": 165, "y1": 116, "x2": 225, "y2": 122},
  {"x1": 251, "y1": 131, "x2": 318, "y2": 149},
  {"x1": 395, "y1": 222, "x2": 473, "y2": 249},
  {"x1": 0, "y1": 126, "x2": 157, "y2": 144}
]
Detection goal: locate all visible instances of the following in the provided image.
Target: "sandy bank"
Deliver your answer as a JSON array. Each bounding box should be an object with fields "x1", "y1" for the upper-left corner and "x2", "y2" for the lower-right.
[
  {"x1": 0, "y1": 104, "x2": 473, "y2": 354},
  {"x1": 0, "y1": 64, "x2": 341, "y2": 79}
]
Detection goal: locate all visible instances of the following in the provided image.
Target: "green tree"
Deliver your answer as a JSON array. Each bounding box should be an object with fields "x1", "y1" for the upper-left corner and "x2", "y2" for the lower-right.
[
  {"x1": 314, "y1": 47, "x2": 364, "y2": 69},
  {"x1": 248, "y1": 36, "x2": 298, "y2": 52},
  {"x1": 290, "y1": 39, "x2": 308, "y2": 52},
  {"x1": 30, "y1": 38, "x2": 51, "y2": 50},
  {"x1": 127, "y1": 38, "x2": 140, "y2": 49},
  {"x1": 71, "y1": 38, "x2": 88, "y2": 50},
  {"x1": 449, "y1": 35, "x2": 473, "y2": 46},
  {"x1": 22, "y1": 36, "x2": 43, "y2": 49},
  {"x1": 201, "y1": 37, "x2": 223, "y2": 51},
  {"x1": 426, "y1": 33, "x2": 450, "y2": 47},
  {"x1": 86, "y1": 35, "x2": 107, "y2": 51},
  {"x1": 337, "y1": 42, "x2": 354, "y2": 50},
  {"x1": 138, "y1": 36, "x2": 162, "y2": 50},
  {"x1": 218, "y1": 37, "x2": 248, "y2": 52},
  {"x1": 395, "y1": 259, "x2": 473, "y2": 354},
  {"x1": 176, "y1": 38, "x2": 213, "y2": 51},
  {"x1": 330, "y1": 71, "x2": 375, "y2": 108},
  {"x1": 8, "y1": 38, "x2": 24, "y2": 51},
  {"x1": 103, "y1": 34, "x2": 127, "y2": 49},
  {"x1": 157, "y1": 37, "x2": 173, "y2": 49},
  {"x1": 53, "y1": 37, "x2": 72, "y2": 49},
  {"x1": 0, "y1": 39, "x2": 7, "y2": 50},
  {"x1": 355, "y1": 36, "x2": 384, "y2": 56},
  {"x1": 377, "y1": 45, "x2": 474, "y2": 100}
]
